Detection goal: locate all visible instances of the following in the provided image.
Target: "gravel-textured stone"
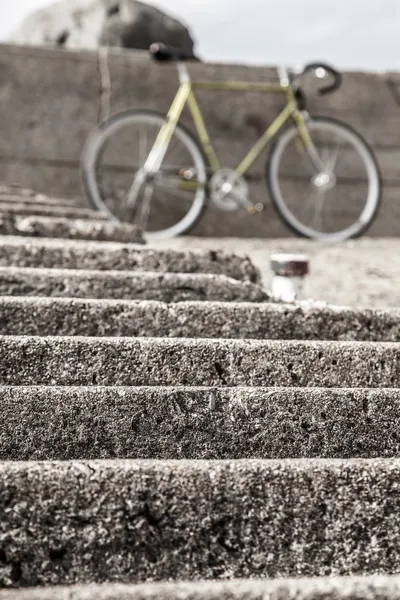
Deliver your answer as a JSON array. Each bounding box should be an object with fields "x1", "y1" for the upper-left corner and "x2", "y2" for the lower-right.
[
  {"x1": 1, "y1": 296, "x2": 400, "y2": 339},
  {"x1": 0, "y1": 195, "x2": 81, "y2": 208},
  {"x1": 1, "y1": 189, "x2": 398, "y2": 598},
  {"x1": 2, "y1": 575, "x2": 400, "y2": 600},
  {"x1": 0, "y1": 272, "x2": 268, "y2": 304},
  {"x1": 0, "y1": 237, "x2": 260, "y2": 281},
  {"x1": 0, "y1": 216, "x2": 145, "y2": 244},
  {"x1": 1, "y1": 386, "x2": 400, "y2": 460},
  {"x1": 0, "y1": 185, "x2": 80, "y2": 206},
  {"x1": 1, "y1": 459, "x2": 400, "y2": 586},
  {"x1": 0, "y1": 337, "x2": 399, "y2": 387},
  {"x1": 152, "y1": 237, "x2": 400, "y2": 308},
  {"x1": 0, "y1": 202, "x2": 107, "y2": 220}
]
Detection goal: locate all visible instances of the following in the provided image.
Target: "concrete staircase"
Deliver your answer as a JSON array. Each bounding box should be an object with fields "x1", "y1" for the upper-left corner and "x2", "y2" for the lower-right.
[
  {"x1": 1, "y1": 186, "x2": 400, "y2": 598},
  {"x1": 0, "y1": 186, "x2": 144, "y2": 243}
]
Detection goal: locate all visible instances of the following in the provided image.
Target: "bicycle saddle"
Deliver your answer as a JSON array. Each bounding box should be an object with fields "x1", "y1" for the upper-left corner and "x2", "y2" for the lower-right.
[{"x1": 149, "y1": 42, "x2": 194, "y2": 62}]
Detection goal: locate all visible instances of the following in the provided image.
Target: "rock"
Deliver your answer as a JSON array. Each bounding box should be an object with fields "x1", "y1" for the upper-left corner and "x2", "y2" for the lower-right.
[{"x1": 10, "y1": 0, "x2": 197, "y2": 57}]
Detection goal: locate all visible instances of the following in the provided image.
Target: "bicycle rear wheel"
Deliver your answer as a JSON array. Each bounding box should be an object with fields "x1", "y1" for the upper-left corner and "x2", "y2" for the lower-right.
[
  {"x1": 81, "y1": 110, "x2": 208, "y2": 240},
  {"x1": 267, "y1": 116, "x2": 382, "y2": 240}
]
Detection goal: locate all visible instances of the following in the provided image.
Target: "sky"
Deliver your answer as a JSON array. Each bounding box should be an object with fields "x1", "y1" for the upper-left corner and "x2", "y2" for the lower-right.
[{"x1": 0, "y1": 0, "x2": 399, "y2": 70}]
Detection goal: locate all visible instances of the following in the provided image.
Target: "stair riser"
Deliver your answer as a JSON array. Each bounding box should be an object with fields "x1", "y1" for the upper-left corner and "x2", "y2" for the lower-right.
[
  {"x1": 0, "y1": 337, "x2": 399, "y2": 387},
  {"x1": 0, "y1": 459, "x2": 399, "y2": 586},
  {"x1": 0, "y1": 202, "x2": 108, "y2": 219},
  {"x1": 0, "y1": 276, "x2": 267, "y2": 304},
  {"x1": 1, "y1": 387, "x2": 399, "y2": 460}
]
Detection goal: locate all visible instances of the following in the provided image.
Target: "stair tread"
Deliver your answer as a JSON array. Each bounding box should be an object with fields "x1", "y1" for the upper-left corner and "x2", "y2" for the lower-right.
[
  {"x1": 0, "y1": 237, "x2": 259, "y2": 280},
  {"x1": 0, "y1": 295, "x2": 399, "y2": 339}
]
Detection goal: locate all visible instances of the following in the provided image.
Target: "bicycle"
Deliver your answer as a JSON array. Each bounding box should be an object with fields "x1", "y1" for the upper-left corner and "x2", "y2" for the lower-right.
[{"x1": 81, "y1": 42, "x2": 382, "y2": 241}]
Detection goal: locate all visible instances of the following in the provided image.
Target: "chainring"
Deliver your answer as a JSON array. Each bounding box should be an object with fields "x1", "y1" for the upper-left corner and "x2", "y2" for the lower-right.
[{"x1": 209, "y1": 168, "x2": 249, "y2": 212}]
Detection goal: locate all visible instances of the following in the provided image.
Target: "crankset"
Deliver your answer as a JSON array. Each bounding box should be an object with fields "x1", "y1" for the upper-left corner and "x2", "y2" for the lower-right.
[{"x1": 209, "y1": 168, "x2": 264, "y2": 214}]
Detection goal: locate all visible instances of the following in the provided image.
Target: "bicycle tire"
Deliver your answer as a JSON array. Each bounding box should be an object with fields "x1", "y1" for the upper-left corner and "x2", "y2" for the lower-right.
[
  {"x1": 266, "y1": 116, "x2": 382, "y2": 241},
  {"x1": 81, "y1": 109, "x2": 210, "y2": 240}
]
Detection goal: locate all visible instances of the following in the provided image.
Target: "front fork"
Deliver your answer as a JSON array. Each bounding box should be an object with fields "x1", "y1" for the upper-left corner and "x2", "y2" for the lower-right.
[
  {"x1": 125, "y1": 84, "x2": 191, "y2": 211},
  {"x1": 124, "y1": 124, "x2": 179, "y2": 212},
  {"x1": 293, "y1": 110, "x2": 328, "y2": 173}
]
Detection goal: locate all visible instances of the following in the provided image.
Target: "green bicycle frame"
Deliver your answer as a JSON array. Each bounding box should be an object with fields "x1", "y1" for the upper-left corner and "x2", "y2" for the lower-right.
[{"x1": 147, "y1": 75, "x2": 315, "y2": 180}]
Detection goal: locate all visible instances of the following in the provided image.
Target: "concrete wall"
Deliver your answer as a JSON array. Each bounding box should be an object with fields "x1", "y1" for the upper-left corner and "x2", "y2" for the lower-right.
[{"x1": 0, "y1": 42, "x2": 399, "y2": 237}]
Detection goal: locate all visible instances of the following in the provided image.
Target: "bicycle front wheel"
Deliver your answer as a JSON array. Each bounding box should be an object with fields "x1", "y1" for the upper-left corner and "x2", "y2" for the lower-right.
[
  {"x1": 267, "y1": 117, "x2": 382, "y2": 240},
  {"x1": 81, "y1": 110, "x2": 208, "y2": 240}
]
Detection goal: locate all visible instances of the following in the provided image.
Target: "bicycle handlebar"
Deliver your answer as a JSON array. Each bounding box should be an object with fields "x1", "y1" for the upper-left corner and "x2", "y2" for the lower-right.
[
  {"x1": 302, "y1": 62, "x2": 342, "y2": 95},
  {"x1": 284, "y1": 62, "x2": 342, "y2": 95}
]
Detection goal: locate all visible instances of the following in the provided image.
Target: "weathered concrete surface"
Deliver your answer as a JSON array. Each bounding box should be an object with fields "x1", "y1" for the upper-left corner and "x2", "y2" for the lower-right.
[
  {"x1": 0, "y1": 216, "x2": 144, "y2": 243},
  {"x1": 0, "y1": 195, "x2": 81, "y2": 208},
  {"x1": 0, "y1": 272, "x2": 268, "y2": 303},
  {"x1": 1, "y1": 459, "x2": 400, "y2": 586},
  {"x1": 2, "y1": 386, "x2": 400, "y2": 460},
  {"x1": 152, "y1": 237, "x2": 400, "y2": 309},
  {"x1": 2, "y1": 296, "x2": 400, "y2": 339},
  {"x1": 3, "y1": 575, "x2": 400, "y2": 600},
  {"x1": 0, "y1": 337, "x2": 400, "y2": 387},
  {"x1": 0, "y1": 237, "x2": 260, "y2": 281},
  {"x1": 0, "y1": 202, "x2": 107, "y2": 219},
  {"x1": 0, "y1": 185, "x2": 81, "y2": 206},
  {"x1": 0, "y1": 184, "x2": 41, "y2": 197},
  {"x1": 0, "y1": 43, "x2": 399, "y2": 237}
]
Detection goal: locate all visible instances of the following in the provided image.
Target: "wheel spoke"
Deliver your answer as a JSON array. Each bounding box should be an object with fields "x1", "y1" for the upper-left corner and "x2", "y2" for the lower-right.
[
  {"x1": 311, "y1": 189, "x2": 326, "y2": 231},
  {"x1": 153, "y1": 174, "x2": 185, "y2": 190},
  {"x1": 139, "y1": 126, "x2": 148, "y2": 166},
  {"x1": 320, "y1": 147, "x2": 331, "y2": 167},
  {"x1": 138, "y1": 184, "x2": 154, "y2": 230},
  {"x1": 325, "y1": 139, "x2": 344, "y2": 173},
  {"x1": 303, "y1": 187, "x2": 318, "y2": 219},
  {"x1": 166, "y1": 138, "x2": 180, "y2": 158},
  {"x1": 124, "y1": 170, "x2": 147, "y2": 215},
  {"x1": 302, "y1": 185, "x2": 323, "y2": 230},
  {"x1": 159, "y1": 185, "x2": 197, "y2": 202},
  {"x1": 300, "y1": 149, "x2": 316, "y2": 174}
]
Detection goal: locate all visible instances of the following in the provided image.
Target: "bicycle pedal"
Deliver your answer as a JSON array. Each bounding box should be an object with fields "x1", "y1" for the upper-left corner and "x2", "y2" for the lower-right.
[
  {"x1": 179, "y1": 167, "x2": 196, "y2": 180},
  {"x1": 248, "y1": 203, "x2": 264, "y2": 216}
]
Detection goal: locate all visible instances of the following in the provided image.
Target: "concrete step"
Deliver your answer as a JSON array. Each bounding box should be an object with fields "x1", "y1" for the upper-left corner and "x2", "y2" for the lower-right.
[
  {"x1": 0, "y1": 185, "x2": 81, "y2": 206},
  {"x1": 1, "y1": 575, "x2": 400, "y2": 600},
  {"x1": 1, "y1": 386, "x2": 399, "y2": 460},
  {"x1": 0, "y1": 237, "x2": 260, "y2": 281},
  {"x1": 0, "y1": 216, "x2": 145, "y2": 244},
  {"x1": 0, "y1": 195, "x2": 82, "y2": 208},
  {"x1": 0, "y1": 458, "x2": 399, "y2": 586},
  {"x1": 0, "y1": 296, "x2": 399, "y2": 339},
  {"x1": 0, "y1": 273, "x2": 268, "y2": 305},
  {"x1": 0, "y1": 202, "x2": 108, "y2": 220},
  {"x1": 0, "y1": 337, "x2": 399, "y2": 387}
]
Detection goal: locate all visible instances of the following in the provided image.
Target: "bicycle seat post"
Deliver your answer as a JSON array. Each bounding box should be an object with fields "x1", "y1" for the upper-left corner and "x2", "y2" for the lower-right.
[
  {"x1": 277, "y1": 65, "x2": 290, "y2": 87},
  {"x1": 177, "y1": 62, "x2": 191, "y2": 84}
]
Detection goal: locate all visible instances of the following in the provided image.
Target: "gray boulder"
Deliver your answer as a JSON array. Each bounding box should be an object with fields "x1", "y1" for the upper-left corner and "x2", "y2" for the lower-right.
[{"x1": 10, "y1": 0, "x2": 197, "y2": 57}]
